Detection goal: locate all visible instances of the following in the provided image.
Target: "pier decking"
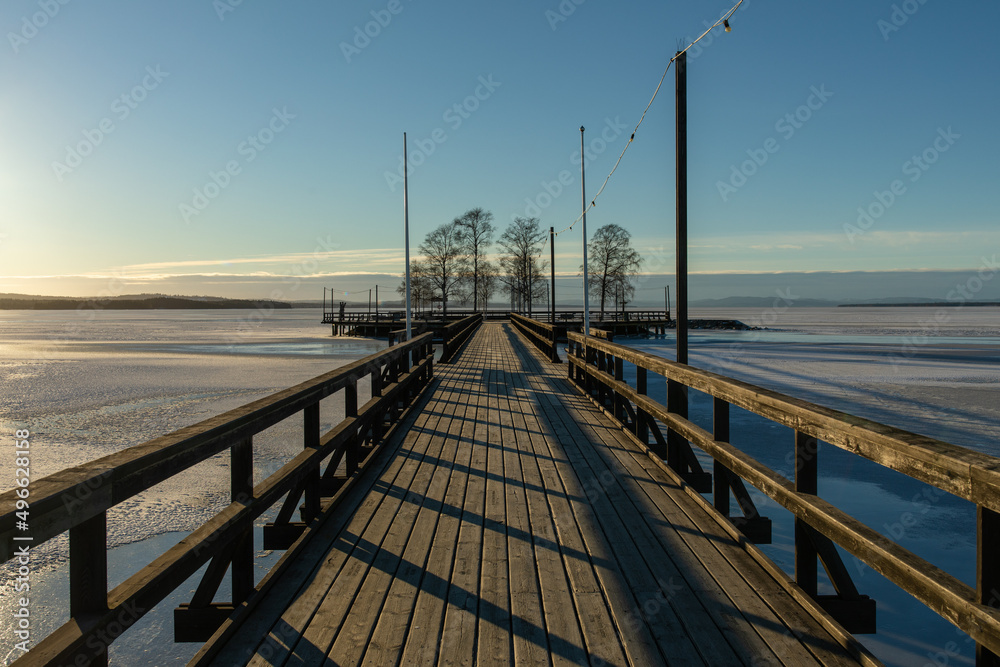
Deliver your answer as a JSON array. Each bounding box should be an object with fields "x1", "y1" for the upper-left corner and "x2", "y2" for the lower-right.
[{"x1": 193, "y1": 322, "x2": 870, "y2": 666}]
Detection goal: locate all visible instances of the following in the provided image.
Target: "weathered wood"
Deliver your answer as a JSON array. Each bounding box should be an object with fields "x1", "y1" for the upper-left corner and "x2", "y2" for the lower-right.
[
  {"x1": 979, "y1": 506, "x2": 1000, "y2": 667},
  {"x1": 69, "y1": 512, "x2": 110, "y2": 667},
  {"x1": 567, "y1": 332, "x2": 1000, "y2": 510},
  {"x1": 0, "y1": 333, "x2": 435, "y2": 561},
  {"x1": 796, "y1": 431, "x2": 819, "y2": 597},
  {"x1": 566, "y1": 331, "x2": 1000, "y2": 657},
  {"x1": 27, "y1": 321, "x2": 986, "y2": 665},
  {"x1": 568, "y1": 351, "x2": 1000, "y2": 653},
  {"x1": 510, "y1": 312, "x2": 564, "y2": 363},
  {"x1": 515, "y1": 328, "x2": 836, "y2": 665},
  {"x1": 713, "y1": 398, "x2": 731, "y2": 517},
  {"x1": 206, "y1": 322, "x2": 872, "y2": 666},
  {"x1": 440, "y1": 313, "x2": 483, "y2": 363},
  {"x1": 230, "y1": 437, "x2": 254, "y2": 603},
  {"x1": 3, "y1": 336, "x2": 435, "y2": 667}
]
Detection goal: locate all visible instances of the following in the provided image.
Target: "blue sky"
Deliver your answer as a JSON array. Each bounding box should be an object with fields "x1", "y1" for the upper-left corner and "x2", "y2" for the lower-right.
[{"x1": 1, "y1": 0, "x2": 998, "y2": 301}]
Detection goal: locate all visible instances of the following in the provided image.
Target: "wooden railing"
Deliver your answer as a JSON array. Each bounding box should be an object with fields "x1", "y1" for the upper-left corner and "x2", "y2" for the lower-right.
[
  {"x1": 440, "y1": 314, "x2": 483, "y2": 363},
  {"x1": 0, "y1": 333, "x2": 435, "y2": 666},
  {"x1": 387, "y1": 323, "x2": 429, "y2": 347},
  {"x1": 323, "y1": 309, "x2": 507, "y2": 324},
  {"x1": 509, "y1": 313, "x2": 565, "y2": 363},
  {"x1": 321, "y1": 311, "x2": 404, "y2": 325},
  {"x1": 567, "y1": 331, "x2": 1000, "y2": 663},
  {"x1": 534, "y1": 309, "x2": 671, "y2": 324}
]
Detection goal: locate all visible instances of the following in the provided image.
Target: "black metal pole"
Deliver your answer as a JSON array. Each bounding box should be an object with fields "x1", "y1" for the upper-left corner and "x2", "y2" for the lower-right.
[
  {"x1": 550, "y1": 227, "x2": 556, "y2": 323},
  {"x1": 666, "y1": 50, "x2": 690, "y2": 476},
  {"x1": 675, "y1": 50, "x2": 688, "y2": 365}
]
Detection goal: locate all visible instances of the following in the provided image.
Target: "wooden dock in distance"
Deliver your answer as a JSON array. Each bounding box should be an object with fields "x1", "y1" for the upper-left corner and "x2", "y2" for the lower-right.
[{"x1": 193, "y1": 322, "x2": 874, "y2": 666}]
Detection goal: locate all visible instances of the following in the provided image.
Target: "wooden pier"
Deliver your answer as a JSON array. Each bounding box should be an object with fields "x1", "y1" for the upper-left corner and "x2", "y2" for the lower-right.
[
  {"x1": 193, "y1": 322, "x2": 872, "y2": 665},
  {"x1": 4, "y1": 318, "x2": 1000, "y2": 666}
]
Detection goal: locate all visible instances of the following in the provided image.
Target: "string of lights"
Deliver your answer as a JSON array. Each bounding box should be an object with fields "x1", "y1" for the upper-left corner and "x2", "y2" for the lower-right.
[{"x1": 551, "y1": 0, "x2": 745, "y2": 240}]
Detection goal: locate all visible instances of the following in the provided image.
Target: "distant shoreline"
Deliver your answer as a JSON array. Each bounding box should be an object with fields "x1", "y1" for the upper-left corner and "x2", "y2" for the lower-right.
[
  {"x1": 838, "y1": 302, "x2": 1000, "y2": 308},
  {"x1": 0, "y1": 297, "x2": 307, "y2": 310}
]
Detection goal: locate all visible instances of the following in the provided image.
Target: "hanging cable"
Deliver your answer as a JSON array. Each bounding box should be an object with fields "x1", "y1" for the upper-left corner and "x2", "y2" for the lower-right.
[{"x1": 553, "y1": 0, "x2": 745, "y2": 238}]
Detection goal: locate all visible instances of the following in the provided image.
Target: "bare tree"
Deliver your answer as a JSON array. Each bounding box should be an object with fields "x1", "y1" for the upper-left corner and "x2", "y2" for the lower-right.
[
  {"x1": 419, "y1": 223, "x2": 466, "y2": 316},
  {"x1": 397, "y1": 260, "x2": 434, "y2": 314},
  {"x1": 454, "y1": 208, "x2": 495, "y2": 312},
  {"x1": 583, "y1": 223, "x2": 643, "y2": 319},
  {"x1": 498, "y1": 217, "x2": 547, "y2": 316},
  {"x1": 477, "y1": 260, "x2": 499, "y2": 312}
]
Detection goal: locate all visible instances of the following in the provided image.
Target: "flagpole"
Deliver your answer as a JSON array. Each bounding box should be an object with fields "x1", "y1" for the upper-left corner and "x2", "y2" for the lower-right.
[
  {"x1": 403, "y1": 132, "x2": 412, "y2": 340},
  {"x1": 581, "y1": 126, "x2": 590, "y2": 337}
]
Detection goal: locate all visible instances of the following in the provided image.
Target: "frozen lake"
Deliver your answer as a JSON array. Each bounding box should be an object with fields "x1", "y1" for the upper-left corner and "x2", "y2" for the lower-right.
[{"x1": 2, "y1": 307, "x2": 999, "y2": 666}]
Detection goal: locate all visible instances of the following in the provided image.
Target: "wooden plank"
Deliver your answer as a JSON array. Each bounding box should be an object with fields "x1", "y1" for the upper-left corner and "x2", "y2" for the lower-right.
[
  {"x1": 504, "y1": 325, "x2": 663, "y2": 665},
  {"x1": 616, "y1": 434, "x2": 873, "y2": 666},
  {"x1": 500, "y1": 336, "x2": 608, "y2": 667},
  {"x1": 395, "y1": 346, "x2": 486, "y2": 665},
  {"x1": 436, "y1": 346, "x2": 491, "y2": 666},
  {"x1": 556, "y1": 335, "x2": 879, "y2": 665},
  {"x1": 362, "y1": 352, "x2": 480, "y2": 665},
  {"x1": 475, "y1": 343, "x2": 514, "y2": 664},
  {"x1": 516, "y1": 324, "x2": 864, "y2": 666},
  {"x1": 568, "y1": 353, "x2": 1000, "y2": 655},
  {"x1": 513, "y1": 335, "x2": 739, "y2": 665},
  {"x1": 240, "y1": 368, "x2": 456, "y2": 666},
  {"x1": 322, "y1": 383, "x2": 457, "y2": 663},
  {"x1": 287, "y1": 370, "x2": 464, "y2": 665},
  {"x1": 539, "y1": 425, "x2": 751, "y2": 662},
  {"x1": 201, "y1": 323, "x2": 874, "y2": 666},
  {"x1": 194, "y1": 381, "x2": 441, "y2": 665},
  {"x1": 496, "y1": 337, "x2": 553, "y2": 666},
  {"x1": 587, "y1": 423, "x2": 840, "y2": 666}
]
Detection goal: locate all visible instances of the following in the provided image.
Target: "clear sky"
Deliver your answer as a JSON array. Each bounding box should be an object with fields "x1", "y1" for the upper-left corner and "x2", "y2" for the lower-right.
[{"x1": 1, "y1": 0, "x2": 998, "y2": 301}]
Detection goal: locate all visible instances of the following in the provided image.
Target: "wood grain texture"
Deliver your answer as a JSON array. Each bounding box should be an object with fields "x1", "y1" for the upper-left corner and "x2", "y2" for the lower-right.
[{"x1": 201, "y1": 323, "x2": 873, "y2": 666}]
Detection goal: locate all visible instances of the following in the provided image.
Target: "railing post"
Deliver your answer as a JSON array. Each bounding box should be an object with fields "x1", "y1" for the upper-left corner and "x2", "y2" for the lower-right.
[
  {"x1": 302, "y1": 405, "x2": 321, "y2": 522},
  {"x1": 614, "y1": 355, "x2": 624, "y2": 422},
  {"x1": 713, "y1": 398, "x2": 731, "y2": 516},
  {"x1": 636, "y1": 366, "x2": 650, "y2": 449},
  {"x1": 795, "y1": 430, "x2": 819, "y2": 597},
  {"x1": 425, "y1": 338, "x2": 434, "y2": 385},
  {"x1": 71, "y1": 511, "x2": 109, "y2": 666},
  {"x1": 979, "y1": 506, "x2": 1000, "y2": 666},
  {"x1": 231, "y1": 437, "x2": 254, "y2": 602},
  {"x1": 666, "y1": 379, "x2": 687, "y2": 473},
  {"x1": 345, "y1": 381, "x2": 360, "y2": 474}
]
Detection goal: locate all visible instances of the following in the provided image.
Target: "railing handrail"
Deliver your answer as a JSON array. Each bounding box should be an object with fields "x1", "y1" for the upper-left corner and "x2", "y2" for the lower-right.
[
  {"x1": 509, "y1": 313, "x2": 565, "y2": 363},
  {"x1": 0, "y1": 332, "x2": 434, "y2": 558},
  {"x1": 509, "y1": 312, "x2": 560, "y2": 333},
  {"x1": 567, "y1": 331, "x2": 1000, "y2": 507},
  {"x1": 566, "y1": 331, "x2": 1000, "y2": 659},
  {"x1": 440, "y1": 314, "x2": 483, "y2": 363},
  {"x1": 1, "y1": 332, "x2": 435, "y2": 665}
]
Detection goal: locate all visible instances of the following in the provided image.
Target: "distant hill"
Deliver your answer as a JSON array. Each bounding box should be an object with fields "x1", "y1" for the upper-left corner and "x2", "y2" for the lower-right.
[
  {"x1": 839, "y1": 301, "x2": 1000, "y2": 307},
  {"x1": 689, "y1": 296, "x2": 841, "y2": 308},
  {"x1": 0, "y1": 293, "x2": 296, "y2": 310},
  {"x1": 687, "y1": 295, "x2": 988, "y2": 308}
]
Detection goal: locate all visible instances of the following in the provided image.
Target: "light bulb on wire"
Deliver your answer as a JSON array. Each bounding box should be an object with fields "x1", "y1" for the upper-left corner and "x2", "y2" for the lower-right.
[{"x1": 724, "y1": 19, "x2": 731, "y2": 32}]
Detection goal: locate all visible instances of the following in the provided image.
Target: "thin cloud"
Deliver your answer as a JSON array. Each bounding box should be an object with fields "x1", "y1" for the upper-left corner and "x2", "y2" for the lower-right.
[{"x1": 117, "y1": 248, "x2": 404, "y2": 272}]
